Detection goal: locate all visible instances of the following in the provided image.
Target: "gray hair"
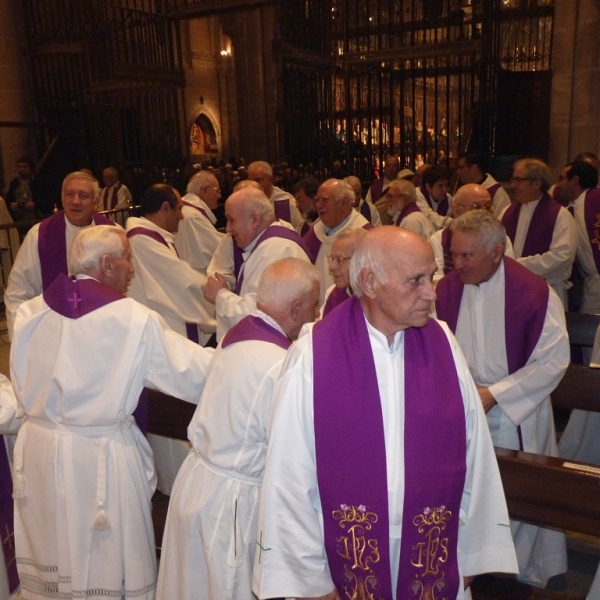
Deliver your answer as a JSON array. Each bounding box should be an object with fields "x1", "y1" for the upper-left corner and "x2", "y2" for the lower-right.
[
  {"x1": 257, "y1": 258, "x2": 320, "y2": 309},
  {"x1": 186, "y1": 171, "x2": 217, "y2": 195},
  {"x1": 68, "y1": 225, "x2": 127, "y2": 275},
  {"x1": 322, "y1": 178, "x2": 354, "y2": 205},
  {"x1": 387, "y1": 179, "x2": 417, "y2": 203},
  {"x1": 333, "y1": 227, "x2": 368, "y2": 253},
  {"x1": 450, "y1": 210, "x2": 506, "y2": 251},
  {"x1": 248, "y1": 160, "x2": 273, "y2": 177},
  {"x1": 62, "y1": 171, "x2": 100, "y2": 200},
  {"x1": 230, "y1": 187, "x2": 275, "y2": 220},
  {"x1": 233, "y1": 179, "x2": 263, "y2": 193},
  {"x1": 514, "y1": 158, "x2": 553, "y2": 193},
  {"x1": 349, "y1": 231, "x2": 388, "y2": 298}
]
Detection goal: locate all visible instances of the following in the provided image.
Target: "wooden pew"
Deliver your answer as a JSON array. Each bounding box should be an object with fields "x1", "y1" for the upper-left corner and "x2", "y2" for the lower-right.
[{"x1": 565, "y1": 311, "x2": 600, "y2": 364}]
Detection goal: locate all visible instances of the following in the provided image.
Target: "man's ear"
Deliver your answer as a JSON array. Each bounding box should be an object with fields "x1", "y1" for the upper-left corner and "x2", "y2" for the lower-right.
[
  {"x1": 360, "y1": 268, "x2": 377, "y2": 299},
  {"x1": 290, "y1": 299, "x2": 302, "y2": 321},
  {"x1": 98, "y1": 254, "x2": 113, "y2": 277}
]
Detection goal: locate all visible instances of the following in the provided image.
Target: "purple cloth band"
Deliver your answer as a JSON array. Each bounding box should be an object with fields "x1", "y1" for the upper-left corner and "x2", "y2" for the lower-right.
[
  {"x1": 369, "y1": 178, "x2": 386, "y2": 203},
  {"x1": 313, "y1": 297, "x2": 465, "y2": 599},
  {"x1": 182, "y1": 200, "x2": 212, "y2": 223},
  {"x1": 234, "y1": 225, "x2": 314, "y2": 295},
  {"x1": 43, "y1": 274, "x2": 124, "y2": 319},
  {"x1": 0, "y1": 439, "x2": 18, "y2": 592},
  {"x1": 222, "y1": 314, "x2": 291, "y2": 350},
  {"x1": 322, "y1": 286, "x2": 350, "y2": 317},
  {"x1": 436, "y1": 256, "x2": 548, "y2": 376},
  {"x1": 127, "y1": 226, "x2": 199, "y2": 344},
  {"x1": 583, "y1": 187, "x2": 600, "y2": 275},
  {"x1": 273, "y1": 199, "x2": 291, "y2": 224},
  {"x1": 501, "y1": 193, "x2": 561, "y2": 257},
  {"x1": 393, "y1": 201, "x2": 421, "y2": 226},
  {"x1": 38, "y1": 211, "x2": 115, "y2": 290},
  {"x1": 487, "y1": 182, "x2": 501, "y2": 202},
  {"x1": 359, "y1": 200, "x2": 371, "y2": 222},
  {"x1": 420, "y1": 184, "x2": 448, "y2": 215}
]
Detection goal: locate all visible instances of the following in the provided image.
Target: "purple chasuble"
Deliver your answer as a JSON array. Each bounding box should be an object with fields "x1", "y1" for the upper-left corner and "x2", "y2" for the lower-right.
[
  {"x1": 583, "y1": 187, "x2": 600, "y2": 274},
  {"x1": 127, "y1": 226, "x2": 200, "y2": 344},
  {"x1": 369, "y1": 178, "x2": 387, "y2": 203},
  {"x1": 313, "y1": 297, "x2": 466, "y2": 599},
  {"x1": 222, "y1": 314, "x2": 291, "y2": 350},
  {"x1": 436, "y1": 257, "x2": 548, "y2": 378},
  {"x1": 38, "y1": 211, "x2": 116, "y2": 290},
  {"x1": 233, "y1": 225, "x2": 313, "y2": 295},
  {"x1": 441, "y1": 227, "x2": 454, "y2": 274},
  {"x1": 0, "y1": 439, "x2": 18, "y2": 592},
  {"x1": 182, "y1": 200, "x2": 212, "y2": 223},
  {"x1": 393, "y1": 202, "x2": 421, "y2": 227},
  {"x1": 501, "y1": 193, "x2": 561, "y2": 257},
  {"x1": 322, "y1": 286, "x2": 350, "y2": 317},
  {"x1": 303, "y1": 222, "x2": 374, "y2": 263},
  {"x1": 359, "y1": 200, "x2": 372, "y2": 222},
  {"x1": 273, "y1": 199, "x2": 291, "y2": 224},
  {"x1": 419, "y1": 184, "x2": 448, "y2": 215}
]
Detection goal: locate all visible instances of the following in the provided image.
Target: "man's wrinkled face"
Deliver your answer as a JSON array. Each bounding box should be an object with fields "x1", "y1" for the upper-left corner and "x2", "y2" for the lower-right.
[
  {"x1": 62, "y1": 178, "x2": 96, "y2": 227},
  {"x1": 456, "y1": 158, "x2": 478, "y2": 184},
  {"x1": 294, "y1": 188, "x2": 315, "y2": 216},
  {"x1": 426, "y1": 179, "x2": 449, "y2": 202},
  {"x1": 510, "y1": 165, "x2": 541, "y2": 204},
  {"x1": 315, "y1": 183, "x2": 350, "y2": 229},
  {"x1": 248, "y1": 168, "x2": 273, "y2": 195},
  {"x1": 225, "y1": 202, "x2": 256, "y2": 250},
  {"x1": 329, "y1": 237, "x2": 354, "y2": 289},
  {"x1": 451, "y1": 230, "x2": 501, "y2": 285},
  {"x1": 383, "y1": 157, "x2": 400, "y2": 181},
  {"x1": 386, "y1": 190, "x2": 410, "y2": 217},
  {"x1": 200, "y1": 175, "x2": 221, "y2": 210}
]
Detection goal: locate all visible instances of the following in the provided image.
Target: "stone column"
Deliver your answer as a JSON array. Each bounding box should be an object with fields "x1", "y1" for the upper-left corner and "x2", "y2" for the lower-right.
[
  {"x1": 0, "y1": 0, "x2": 36, "y2": 191},
  {"x1": 549, "y1": 0, "x2": 600, "y2": 173}
]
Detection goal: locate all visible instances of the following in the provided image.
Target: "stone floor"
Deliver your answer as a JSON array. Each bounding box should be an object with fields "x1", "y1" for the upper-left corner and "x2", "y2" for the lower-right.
[{"x1": 1, "y1": 313, "x2": 599, "y2": 599}]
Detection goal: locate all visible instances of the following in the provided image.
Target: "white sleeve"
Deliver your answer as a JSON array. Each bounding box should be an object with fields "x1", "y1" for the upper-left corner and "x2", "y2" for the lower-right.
[
  {"x1": 0, "y1": 373, "x2": 23, "y2": 434},
  {"x1": 488, "y1": 288, "x2": 570, "y2": 425},
  {"x1": 289, "y1": 200, "x2": 304, "y2": 230},
  {"x1": 492, "y1": 186, "x2": 511, "y2": 218},
  {"x1": 143, "y1": 311, "x2": 213, "y2": 403},
  {"x1": 5, "y1": 225, "x2": 42, "y2": 341},
  {"x1": 175, "y1": 211, "x2": 224, "y2": 274},
  {"x1": 416, "y1": 190, "x2": 453, "y2": 231},
  {"x1": 429, "y1": 231, "x2": 446, "y2": 283},
  {"x1": 130, "y1": 235, "x2": 216, "y2": 333},
  {"x1": 368, "y1": 202, "x2": 382, "y2": 227},
  {"x1": 516, "y1": 208, "x2": 577, "y2": 280},
  {"x1": 207, "y1": 234, "x2": 236, "y2": 290}
]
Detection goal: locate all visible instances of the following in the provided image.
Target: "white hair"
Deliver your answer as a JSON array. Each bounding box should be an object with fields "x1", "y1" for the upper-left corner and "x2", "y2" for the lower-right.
[
  {"x1": 186, "y1": 171, "x2": 217, "y2": 195},
  {"x1": 248, "y1": 160, "x2": 273, "y2": 176},
  {"x1": 450, "y1": 210, "x2": 506, "y2": 251},
  {"x1": 349, "y1": 232, "x2": 388, "y2": 298},
  {"x1": 387, "y1": 179, "x2": 417, "y2": 203},
  {"x1": 62, "y1": 171, "x2": 100, "y2": 200},
  {"x1": 333, "y1": 227, "x2": 368, "y2": 252},
  {"x1": 231, "y1": 187, "x2": 275, "y2": 220},
  {"x1": 68, "y1": 226, "x2": 127, "y2": 275},
  {"x1": 257, "y1": 258, "x2": 319, "y2": 309}
]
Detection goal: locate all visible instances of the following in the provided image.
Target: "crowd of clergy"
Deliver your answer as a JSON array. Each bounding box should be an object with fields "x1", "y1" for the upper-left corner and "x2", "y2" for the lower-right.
[{"x1": 0, "y1": 149, "x2": 599, "y2": 600}]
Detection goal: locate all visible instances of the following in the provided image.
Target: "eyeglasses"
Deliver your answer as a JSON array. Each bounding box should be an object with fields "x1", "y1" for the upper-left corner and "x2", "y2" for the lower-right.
[
  {"x1": 203, "y1": 185, "x2": 221, "y2": 193},
  {"x1": 328, "y1": 255, "x2": 352, "y2": 266}
]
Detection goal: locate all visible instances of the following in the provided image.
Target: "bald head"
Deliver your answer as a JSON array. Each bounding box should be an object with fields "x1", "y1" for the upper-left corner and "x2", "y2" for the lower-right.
[
  {"x1": 452, "y1": 183, "x2": 493, "y2": 217},
  {"x1": 349, "y1": 227, "x2": 437, "y2": 341},
  {"x1": 257, "y1": 258, "x2": 320, "y2": 340}
]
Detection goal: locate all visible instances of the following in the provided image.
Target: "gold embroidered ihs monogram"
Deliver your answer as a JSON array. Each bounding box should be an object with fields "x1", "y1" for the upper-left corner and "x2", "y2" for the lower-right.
[
  {"x1": 409, "y1": 506, "x2": 452, "y2": 599},
  {"x1": 332, "y1": 504, "x2": 384, "y2": 600}
]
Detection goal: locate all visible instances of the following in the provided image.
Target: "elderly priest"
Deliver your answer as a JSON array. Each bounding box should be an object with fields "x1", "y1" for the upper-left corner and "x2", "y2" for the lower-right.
[
  {"x1": 9, "y1": 226, "x2": 212, "y2": 600},
  {"x1": 252, "y1": 226, "x2": 518, "y2": 600}
]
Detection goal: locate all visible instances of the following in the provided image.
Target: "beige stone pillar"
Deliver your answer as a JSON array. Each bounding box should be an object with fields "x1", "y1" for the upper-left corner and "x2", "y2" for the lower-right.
[
  {"x1": 549, "y1": 0, "x2": 600, "y2": 173},
  {"x1": 0, "y1": 0, "x2": 36, "y2": 191}
]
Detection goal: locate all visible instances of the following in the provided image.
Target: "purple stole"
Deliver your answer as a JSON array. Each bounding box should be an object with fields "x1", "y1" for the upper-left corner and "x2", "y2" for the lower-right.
[
  {"x1": 313, "y1": 297, "x2": 465, "y2": 599},
  {"x1": 126, "y1": 227, "x2": 200, "y2": 345},
  {"x1": 501, "y1": 193, "x2": 561, "y2": 257},
  {"x1": 486, "y1": 182, "x2": 501, "y2": 202},
  {"x1": 583, "y1": 187, "x2": 600, "y2": 274},
  {"x1": 0, "y1": 440, "x2": 17, "y2": 592},
  {"x1": 273, "y1": 198, "x2": 291, "y2": 224},
  {"x1": 182, "y1": 200, "x2": 212, "y2": 223},
  {"x1": 322, "y1": 286, "x2": 350, "y2": 317},
  {"x1": 420, "y1": 184, "x2": 449, "y2": 215},
  {"x1": 101, "y1": 182, "x2": 122, "y2": 210},
  {"x1": 369, "y1": 178, "x2": 388, "y2": 203},
  {"x1": 38, "y1": 211, "x2": 116, "y2": 290},
  {"x1": 436, "y1": 258, "x2": 548, "y2": 447},
  {"x1": 299, "y1": 221, "x2": 311, "y2": 237},
  {"x1": 359, "y1": 200, "x2": 372, "y2": 222},
  {"x1": 233, "y1": 226, "x2": 313, "y2": 295},
  {"x1": 303, "y1": 222, "x2": 374, "y2": 263},
  {"x1": 393, "y1": 202, "x2": 421, "y2": 227},
  {"x1": 441, "y1": 228, "x2": 454, "y2": 274},
  {"x1": 222, "y1": 314, "x2": 291, "y2": 350}
]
